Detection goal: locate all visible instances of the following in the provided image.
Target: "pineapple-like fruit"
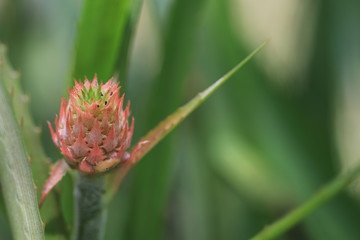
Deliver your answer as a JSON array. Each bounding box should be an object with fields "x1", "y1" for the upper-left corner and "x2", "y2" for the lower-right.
[{"x1": 48, "y1": 77, "x2": 134, "y2": 174}]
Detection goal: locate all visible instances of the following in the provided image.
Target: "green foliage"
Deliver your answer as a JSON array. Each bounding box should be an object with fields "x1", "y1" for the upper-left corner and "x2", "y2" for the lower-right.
[
  {"x1": 72, "y1": 0, "x2": 134, "y2": 81},
  {"x1": 1, "y1": 0, "x2": 360, "y2": 239}
]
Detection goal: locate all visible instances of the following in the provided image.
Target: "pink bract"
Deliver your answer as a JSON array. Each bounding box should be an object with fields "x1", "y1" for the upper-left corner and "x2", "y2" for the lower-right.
[{"x1": 48, "y1": 76, "x2": 134, "y2": 174}]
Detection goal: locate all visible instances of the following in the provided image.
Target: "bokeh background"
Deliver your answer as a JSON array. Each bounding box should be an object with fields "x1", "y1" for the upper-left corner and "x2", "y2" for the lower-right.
[{"x1": 2, "y1": 0, "x2": 360, "y2": 239}]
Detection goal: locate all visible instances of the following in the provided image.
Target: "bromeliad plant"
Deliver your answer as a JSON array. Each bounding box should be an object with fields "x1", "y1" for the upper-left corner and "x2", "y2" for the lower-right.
[
  {"x1": 42, "y1": 79, "x2": 137, "y2": 239},
  {"x1": 47, "y1": 78, "x2": 134, "y2": 175},
  {"x1": 0, "y1": 40, "x2": 266, "y2": 239},
  {"x1": 39, "y1": 43, "x2": 267, "y2": 240},
  {"x1": 1, "y1": 24, "x2": 360, "y2": 240},
  {"x1": 1, "y1": 1, "x2": 360, "y2": 240}
]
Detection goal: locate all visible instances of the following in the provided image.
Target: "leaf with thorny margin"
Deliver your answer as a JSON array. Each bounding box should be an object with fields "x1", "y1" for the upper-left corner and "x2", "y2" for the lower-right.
[
  {"x1": 0, "y1": 44, "x2": 68, "y2": 237},
  {"x1": 106, "y1": 41, "x2": 268, "y2": 201},
  {"x1": 0, "y1": 44, "x2": 45, "y2": 240}
]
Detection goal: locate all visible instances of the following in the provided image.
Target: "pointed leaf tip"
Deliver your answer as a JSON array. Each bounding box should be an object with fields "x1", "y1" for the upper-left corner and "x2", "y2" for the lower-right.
[
  {"x1": 129, "y1": 41, "x2": 267, "y2": 164},
  {"x1": 109, "y1": 42, "x2": 266, "y2": 200},
  {"x1": 39, "y1": 159, "x2": 69, "y2": 207}
]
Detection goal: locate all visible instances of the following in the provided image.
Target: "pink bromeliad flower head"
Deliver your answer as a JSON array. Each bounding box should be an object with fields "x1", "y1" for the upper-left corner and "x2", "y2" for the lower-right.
[{"x1": 48, "y1": 76, "x2": 134, "y2": 175}]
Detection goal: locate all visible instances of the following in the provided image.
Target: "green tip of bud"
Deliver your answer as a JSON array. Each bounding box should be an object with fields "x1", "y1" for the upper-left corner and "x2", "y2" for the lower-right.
[{"x1": 81, "y1": 87, "x2": 103, "y2": 103}]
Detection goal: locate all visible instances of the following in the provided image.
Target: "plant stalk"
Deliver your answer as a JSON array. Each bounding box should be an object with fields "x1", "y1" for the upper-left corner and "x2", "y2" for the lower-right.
[
  {"x1": 250, "y1": 165, "x2": 360, "y2": 240},
  {"x1": 72, "y1": 173, "x2": 106, "y2": 240}
]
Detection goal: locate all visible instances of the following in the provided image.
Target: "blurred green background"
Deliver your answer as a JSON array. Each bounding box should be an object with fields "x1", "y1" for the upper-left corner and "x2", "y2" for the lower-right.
[{"x1": 2, "y1": 0, "x2": 360, "y2": 239}]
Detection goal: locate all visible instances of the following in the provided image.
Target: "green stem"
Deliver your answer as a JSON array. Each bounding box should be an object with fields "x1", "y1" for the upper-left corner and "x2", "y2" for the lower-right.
[
  {"x1": 0, "y1": 53, "x2": 44, "y2": 239},
  {"x1": 72, "y1": 173, "x2": 106, "y2": 240},
  {"x1": 250, "y1": 165, "x2": 360, "y2": 240}
]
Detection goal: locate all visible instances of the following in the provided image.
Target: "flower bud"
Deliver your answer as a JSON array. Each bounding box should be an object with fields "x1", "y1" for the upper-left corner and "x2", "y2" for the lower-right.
[{"x1": 48, "y1": 77, "x2": 134, "y2": 174}]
